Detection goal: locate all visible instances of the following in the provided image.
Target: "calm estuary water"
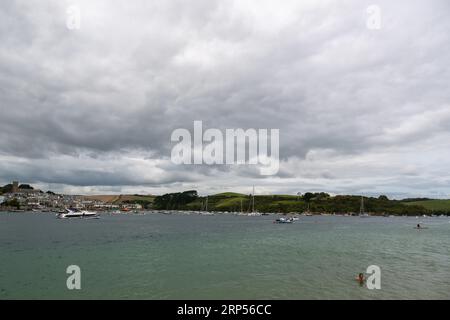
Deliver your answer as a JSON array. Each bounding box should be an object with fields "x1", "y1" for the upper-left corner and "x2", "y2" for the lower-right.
[{"x1": 0, "y1": 212, "x2": 449, "y2": 299}]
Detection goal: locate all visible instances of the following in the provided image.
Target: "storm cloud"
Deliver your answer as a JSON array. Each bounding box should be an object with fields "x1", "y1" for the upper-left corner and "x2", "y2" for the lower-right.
[{"x1": 1, "y1": 0, "x2": 450, "y2": 197}]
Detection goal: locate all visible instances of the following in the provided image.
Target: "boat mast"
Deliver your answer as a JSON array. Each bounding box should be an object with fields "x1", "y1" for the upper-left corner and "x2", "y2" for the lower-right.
[
  {"x1": 252, "y1": 185, "x2": 255, "y2": 213},
  {"x1": 205, "y1": 196, "x2": 208, "y2": 212},
  {"x1": 360, "y1": 196, "x2": 364, "y2": 215}
]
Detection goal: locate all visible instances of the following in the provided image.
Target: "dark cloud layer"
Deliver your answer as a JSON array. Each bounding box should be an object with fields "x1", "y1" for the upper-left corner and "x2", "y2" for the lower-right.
[{"x1": 1, "y1": 0, "x2": 450, "y2": 197}]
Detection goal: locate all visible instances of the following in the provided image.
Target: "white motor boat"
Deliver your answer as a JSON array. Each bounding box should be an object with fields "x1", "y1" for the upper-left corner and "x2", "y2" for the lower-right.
[{"x1": 57, "y1": 208, "x2": 99, "y2": 219}]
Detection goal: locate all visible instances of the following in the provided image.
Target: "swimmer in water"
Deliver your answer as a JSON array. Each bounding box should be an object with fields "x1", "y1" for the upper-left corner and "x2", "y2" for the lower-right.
[
  {"x1": 356, "y1": 273, "x2": 365, "y2": 285},
  {"x1": 417, "y1": 224, "x2": 421, "y2": 229}
]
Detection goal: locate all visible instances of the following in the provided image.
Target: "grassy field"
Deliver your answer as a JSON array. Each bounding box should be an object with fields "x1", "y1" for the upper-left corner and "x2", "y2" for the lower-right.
[
  {"x1": 403, "y1": 199, "x2": 450, "y2": 211},
  {"x1": 83, "y1": 194, "x2": 155, "y2": 204}
]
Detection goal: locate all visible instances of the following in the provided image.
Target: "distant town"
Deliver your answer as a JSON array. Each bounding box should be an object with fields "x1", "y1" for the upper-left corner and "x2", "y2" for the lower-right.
[{"x1": 0, "y1": 181, "x2": 151, "y2": 213}]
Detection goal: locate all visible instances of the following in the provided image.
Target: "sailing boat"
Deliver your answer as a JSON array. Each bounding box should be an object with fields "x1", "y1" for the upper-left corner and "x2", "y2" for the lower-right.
[
  {"x1": 248, "y1": 186, "x2": 261, "y2": 216},
  {"x1": 303, "y1": 203, "x2": 313, "y2": 216},
  {"x1": 359, "y1": 196, "x2": 369, "y2": 217},
  {"x1": 202, "y1": 196, "x2": 213, "y2": 215}
]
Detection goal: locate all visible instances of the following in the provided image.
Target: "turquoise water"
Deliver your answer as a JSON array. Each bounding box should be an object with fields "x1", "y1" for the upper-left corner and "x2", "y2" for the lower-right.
[{"x1": 0, "y1": 212, "x2": 449, "y2": 299}]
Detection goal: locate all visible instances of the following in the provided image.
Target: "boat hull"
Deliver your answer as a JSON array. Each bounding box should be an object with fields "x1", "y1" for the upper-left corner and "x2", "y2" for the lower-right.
[{"x1": 57, "y1": 210, "x2": 99, "y2": 219}]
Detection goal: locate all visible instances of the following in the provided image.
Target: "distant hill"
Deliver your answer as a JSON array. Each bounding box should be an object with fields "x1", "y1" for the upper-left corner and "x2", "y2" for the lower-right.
[
  {"x1": 400, "y1": 198, "x2": 432, "y2": 203},
  {"x1": 83, "y1": 194, "x2": 155, "y2": 207},
  {"x1": 0, "y1": 184, "x2": 13, "y2": 194},
  {"x1": 213, "y1": 192, "x2": 247, "y2": 197},
  {"x1": 0, "y1": 183, "x2": 35, "y2": 194},
  {"x1": 19, "y1": 184, "x2": 33, "y2": 190},
  {"x1": 402, "y1": 199, "x2": 450, "y2": 212},
  {"x1": 153, "y1": 191, "x2": 437, "y2": 215}
]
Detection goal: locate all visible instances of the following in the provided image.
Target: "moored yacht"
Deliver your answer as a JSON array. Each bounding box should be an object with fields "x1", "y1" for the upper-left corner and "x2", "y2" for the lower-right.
[
  {"x1": 57, "y1": 208, "x2": 99, "y2": 219},
  {"x1": 359, "y1": 196, "x2": 369, "y2": 218}
]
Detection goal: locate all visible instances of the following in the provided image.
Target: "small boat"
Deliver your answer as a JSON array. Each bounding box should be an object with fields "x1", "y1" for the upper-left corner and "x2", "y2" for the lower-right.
[
  {"x1": 359, "y1": 196, "x2": 369, "y2": 218},
  {"x1": 274, "y1": 217, "x2": 294, "y2": 224},
  {"x1": 248, "y1": 212, "x2": 261, "y2": 216},
  {"x1": 247, "y1": 186, "x2": 260, "y2": 216},
  {"x1": 303, "y1": 203, "x2": 313, "y2": 216},
  {"x1": 57, "y1": 208, "x2": 99, "y2": 219}
]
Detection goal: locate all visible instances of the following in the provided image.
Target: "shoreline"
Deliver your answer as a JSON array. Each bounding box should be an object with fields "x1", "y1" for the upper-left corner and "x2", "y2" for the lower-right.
[{"x1": 1, "y1": 209, "x2": 449, "y2": 218}]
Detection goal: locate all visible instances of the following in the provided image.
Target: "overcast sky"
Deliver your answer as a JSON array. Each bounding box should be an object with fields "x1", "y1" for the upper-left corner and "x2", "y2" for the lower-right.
[{"x1": 1, "y1": 0, "x2": 449, "y2": 198}]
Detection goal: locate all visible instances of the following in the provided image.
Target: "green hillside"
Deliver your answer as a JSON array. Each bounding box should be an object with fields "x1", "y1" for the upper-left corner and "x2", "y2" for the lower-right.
[
  {"x1": 403, "y1": 199, "x2": 450, "y2": 211},
  {"x1": 154, "y1": 191, "x2": 438, "y2": 215}
]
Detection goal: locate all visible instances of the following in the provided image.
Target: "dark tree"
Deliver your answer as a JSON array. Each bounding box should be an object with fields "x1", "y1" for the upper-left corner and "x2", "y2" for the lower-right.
[
  {"x1": 303, "y1": 192, "x2": 315, "y2": 203},
  {"x1": 153, "y1": 190, "x2": 199, "y2": 210},
  {"x1": 19, "y1": 184, "x2": 33, "y2": 190}
]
